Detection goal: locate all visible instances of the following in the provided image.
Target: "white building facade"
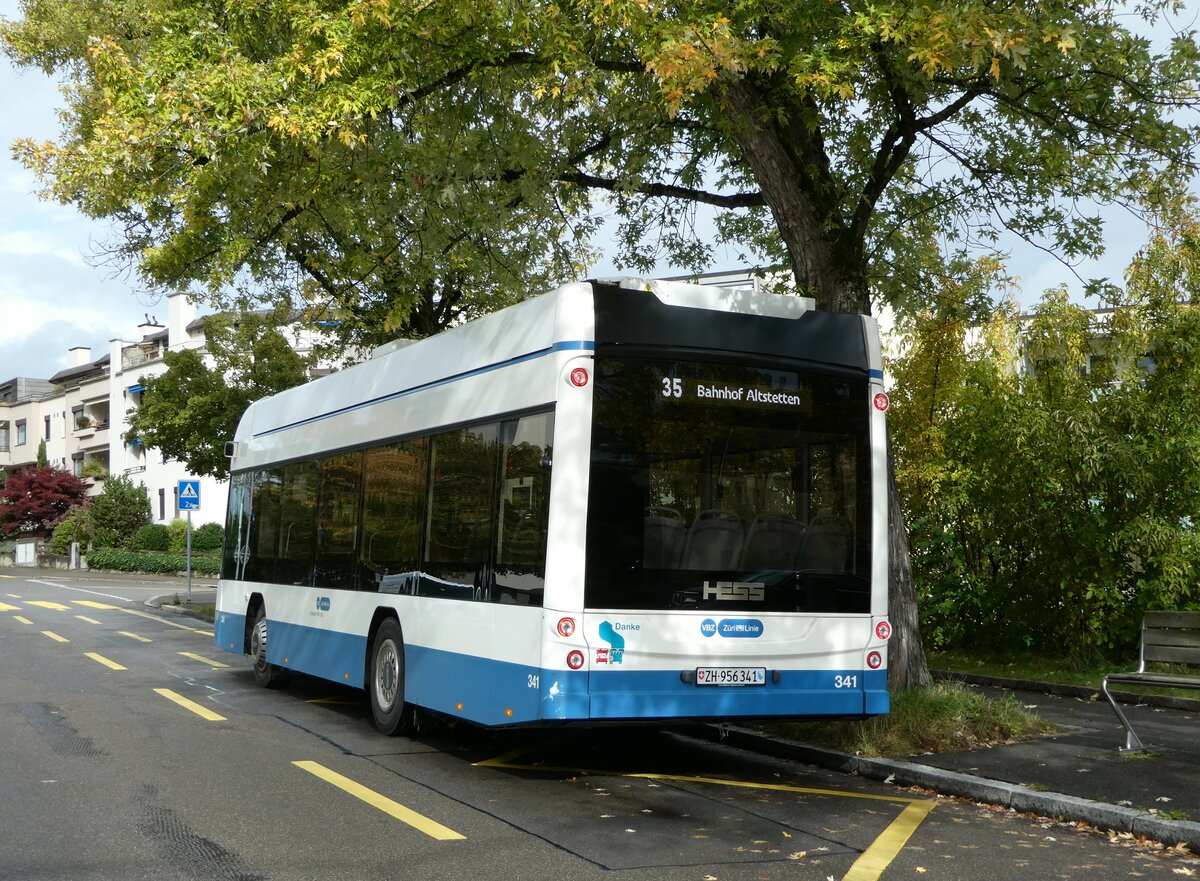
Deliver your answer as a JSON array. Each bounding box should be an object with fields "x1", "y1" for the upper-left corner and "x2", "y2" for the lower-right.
[{"x1": 0, "y1": 293, "x2": 321, "y2": 530}]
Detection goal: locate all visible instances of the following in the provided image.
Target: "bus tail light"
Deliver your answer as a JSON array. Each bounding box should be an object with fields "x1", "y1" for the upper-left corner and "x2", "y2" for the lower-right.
[
  {"x1": 874, "y1": 392, "x2": 890, "y2": 412},
  {"x1": 875, "y1": 621, "x2": 892, "y2": 641},
  {"x1": 557, "y1": 617, "x2": 576, "y2": 638},
  {"x1": 566, "y1": 650, "x2": 585, "y2": 670},
  {"x1": 867, "y1": 651, "x2": 883, "y2": 670}
]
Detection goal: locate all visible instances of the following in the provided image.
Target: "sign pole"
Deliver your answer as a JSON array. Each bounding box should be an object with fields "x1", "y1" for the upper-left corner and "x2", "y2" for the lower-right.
[
  {"x1": 177, "y1": 479, "x2": 201, "y2": 605},
  {"x1": 186, "y1": 510, "x2": 192, "y2": 606}
]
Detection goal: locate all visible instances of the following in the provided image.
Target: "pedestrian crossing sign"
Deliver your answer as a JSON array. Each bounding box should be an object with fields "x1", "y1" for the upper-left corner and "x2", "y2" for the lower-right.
[{"x1": 178, "y1": 480, "x2": 201, "y2": 511}]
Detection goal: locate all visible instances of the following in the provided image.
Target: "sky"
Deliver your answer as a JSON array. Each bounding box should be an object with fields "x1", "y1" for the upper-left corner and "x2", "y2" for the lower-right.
[{"x1": 0, "y1": 1, "x2": 1174, "y2": 382}]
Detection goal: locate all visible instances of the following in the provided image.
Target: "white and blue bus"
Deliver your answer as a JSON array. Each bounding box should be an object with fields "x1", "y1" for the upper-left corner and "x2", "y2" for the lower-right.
[{"x1": 215, "y1": 278, "x2": 892, "y2": 733}]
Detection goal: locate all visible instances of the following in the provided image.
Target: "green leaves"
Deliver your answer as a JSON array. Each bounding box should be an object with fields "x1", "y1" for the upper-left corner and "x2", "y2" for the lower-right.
[
  {"x1": 892, "y1": 220, "x2": 1200, "y2": 657},
  {"x1": 6, "y1": 0, "x2": 1200, "y2": 323},
  {"x1": 125, "y1": 309, "x2": 311, "y2": 478}
]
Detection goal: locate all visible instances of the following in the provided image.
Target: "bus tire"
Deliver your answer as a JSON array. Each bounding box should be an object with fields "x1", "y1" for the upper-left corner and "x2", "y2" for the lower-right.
[
  {"x1": 250, "y1": 606, "x2": 288, "y2": 688},
  {"x1": 369, "y1": 618, "x2": 408, "y2": 735}
]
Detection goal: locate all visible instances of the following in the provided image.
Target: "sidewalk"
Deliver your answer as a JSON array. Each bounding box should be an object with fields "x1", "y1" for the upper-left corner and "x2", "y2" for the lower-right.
[{"x1": 719, "y1": 675, "x2": 1200, "y2": 851}]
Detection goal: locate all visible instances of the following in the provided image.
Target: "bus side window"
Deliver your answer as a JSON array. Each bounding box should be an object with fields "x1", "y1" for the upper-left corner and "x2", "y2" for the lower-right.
[
  {"x1": 360, "y1": 439, "x2": 427, "y2": 593},
  {"x1": 423, "y1": 426, "x2": 498, "y2": 598},
  {"x1": 277, "y1": 460, "x2": 318, "y2": 586},
  {"x1": 245, "y1": 468, "x2": 282, "y2": 584},
  {"x1": 313, "y1": 451, "x2": 362, "y2": 590},
  {"x1": 494, "y1": 413, "x2": 553, "y2": 605}
]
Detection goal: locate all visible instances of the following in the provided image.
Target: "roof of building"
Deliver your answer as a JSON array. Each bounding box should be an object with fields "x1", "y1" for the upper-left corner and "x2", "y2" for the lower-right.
[{"x1": 48, "y1": 353, "x2": 111, "y2": 386}]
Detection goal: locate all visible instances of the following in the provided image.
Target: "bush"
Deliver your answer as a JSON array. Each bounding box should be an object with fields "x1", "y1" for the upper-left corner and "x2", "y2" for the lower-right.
[
  {"x1": 192, "y1": 522, "x2": 225, "y2": 553},
  {"x1": 84, "y1": 546, "x2": 221, "y2": 576},
  {"x1": 167, "y1": 518, "x2": 188, "y2": 553},
  {"x1": 90, "y1": 474, "x2": 152, "y2": 548},
  {"x1": 50, "y1": 506, "x2": 93, "y2": 555},
  {"x1": 90, "y1": 527, "x2": 120, "y2": 549},
  {"x1": 132, "y1": 523, "x2": 171, "y2": 551}
]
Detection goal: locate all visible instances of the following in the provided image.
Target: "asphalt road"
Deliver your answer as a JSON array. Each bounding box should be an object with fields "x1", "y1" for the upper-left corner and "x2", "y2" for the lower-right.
[{"x1": 1, "y1": 570, "x2": 1197, "y2": 881}]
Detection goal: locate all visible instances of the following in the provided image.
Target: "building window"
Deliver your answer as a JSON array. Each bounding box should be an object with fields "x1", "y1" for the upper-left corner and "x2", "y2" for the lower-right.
[
  {"x1": 159, "y1": 488, "x2": 165, "y2": 521},
  {"x1": 15, "y1": 420, "x2": 26, "y2": 446},
  {"x1": 44, "y1": 415, "x2": 51, "y2": 441}
]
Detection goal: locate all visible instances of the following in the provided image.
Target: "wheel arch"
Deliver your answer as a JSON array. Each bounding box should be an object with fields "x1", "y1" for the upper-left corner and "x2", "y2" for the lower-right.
[
  {"x1": 243, "y1": 592, "x2": 265, "y2": 655},
  {"x1": 364, "y1": 606, "x2": 402, "y2": 687}
]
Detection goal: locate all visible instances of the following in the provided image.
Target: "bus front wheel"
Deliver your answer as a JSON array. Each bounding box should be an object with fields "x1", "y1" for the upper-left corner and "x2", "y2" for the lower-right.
[
  {"x1": 369, "y1": 619, "x2": 408, "y2": 735},
  {"x1": 250, "y1": 606, "x2": 288, "y2": 688}
]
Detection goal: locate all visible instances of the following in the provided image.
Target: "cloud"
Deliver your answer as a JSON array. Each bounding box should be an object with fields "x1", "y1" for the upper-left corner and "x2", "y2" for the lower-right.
[{"x1": 0, "y1": 230, "x2": 87, "y2": 265}]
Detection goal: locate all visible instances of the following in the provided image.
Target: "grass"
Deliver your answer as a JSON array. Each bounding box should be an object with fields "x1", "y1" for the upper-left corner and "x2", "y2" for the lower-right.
[
  {"x1": 167, "y1": 595, "x2": 216, "y2": 622},
  {"x1": 763, "y1": 681, "x2": 1060, "y2": 758},
  {"x1": 928, "y1": 649, "x2": 1118, "y2": 688},
  {"x1": 930, "y1": 649, "x2": 1200, "y2": 702}
]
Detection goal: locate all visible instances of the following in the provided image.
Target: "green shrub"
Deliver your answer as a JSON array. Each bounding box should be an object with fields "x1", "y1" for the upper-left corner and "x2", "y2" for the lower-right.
[
  {"x1": 90, "y1": 527, "x2": 120, "y2": 549},
  {"x1": 90, "y1": 474, "x2": 151, "y2": 548},
  {"x1": 167, "y1": 518, "x2": 188, "y2": 553},
  {"x1": 192, "y1": 522, "x2": 224, "y2": 553},
  {"x1": 132, "y1": 523, "x2": 171, "y2": 551},
  {"x1": 84, "y1": 547, "x2": 220, "y2": 576},
  {"x1": 51, "y1": 506, "x2": 92, "y2": 555}
]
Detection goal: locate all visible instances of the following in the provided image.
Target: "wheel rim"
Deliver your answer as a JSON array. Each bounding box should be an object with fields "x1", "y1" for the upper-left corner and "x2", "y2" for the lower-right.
[
  {"x1": 375, "y1": 638, "x2": 400, "y2": 712},
  {"x1": 251, "y1": 615, "x2": 268, "y2": 672}
]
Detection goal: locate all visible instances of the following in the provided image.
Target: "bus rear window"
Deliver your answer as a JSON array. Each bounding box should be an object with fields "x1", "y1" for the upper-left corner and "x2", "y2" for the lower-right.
[{"x1": 584, "y1": 357, "x2": 871, "y2": 613}]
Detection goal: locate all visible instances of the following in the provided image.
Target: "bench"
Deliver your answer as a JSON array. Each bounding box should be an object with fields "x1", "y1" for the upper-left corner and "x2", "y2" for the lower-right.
[{"x1": 1102, "y1": 611, "x2": 1200, "y2": 751}]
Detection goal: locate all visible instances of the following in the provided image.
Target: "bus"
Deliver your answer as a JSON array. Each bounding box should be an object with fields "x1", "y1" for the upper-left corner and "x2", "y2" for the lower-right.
[{"x1": 215, "y1": 278, "x2": 891, "y2": 733}]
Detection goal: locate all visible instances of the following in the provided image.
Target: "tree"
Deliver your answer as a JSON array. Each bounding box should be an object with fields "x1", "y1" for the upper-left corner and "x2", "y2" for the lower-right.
[
  {"x1": 891, "y1": 209, "x2": 1200, "y2": 660},
  {"x1": 0, "y1": 467, "x2": 89, "y2": 538},
  {"x1": 126, "y1": 309, "x2": 311, "y2": 478},
  {"x1": 7, "y1": 0, "x2": 1200, "y2": 687},
  {"x1": 89, "y1": 474, "x2": 152, "y2": 549},
  {"x1": 35, "y1": 439, "x2": 48, "y2": 468}
]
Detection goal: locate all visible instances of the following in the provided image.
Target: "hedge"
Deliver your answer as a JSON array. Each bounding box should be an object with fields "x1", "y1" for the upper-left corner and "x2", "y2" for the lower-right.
[{"x1": 84, "y1": 547, "x2": 220, "y2": 576}]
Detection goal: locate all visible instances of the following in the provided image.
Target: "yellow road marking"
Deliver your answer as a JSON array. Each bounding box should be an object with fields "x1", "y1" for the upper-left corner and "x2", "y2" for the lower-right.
[
  {"x1": 0, "y1": 576, "x2": 14, "y2": 580},
  {"x1": 475, "y1": 755, "x2": 936, "y2": 881},
  {"x1": 119, "y1": 631, "x2": 152, "y2": 643},
  {"x1": 292, "y1": 761, "x2": 466, "y2": 841},
  {"x1": 27, "y1": 600, "x2": 70, "y2": 611},
  {"x1": 0, "y1": 602, "x2": 21, "y2": 612},
  {"x1": 6, "y1": 592, "x2": 21, "y2": 597},
  {"x1": 13, "y1": 616, "x2": 33, "y2": 625},
  {"x1": 178, "y1": 651, "x2": 229, "y2": 669},
  {"x1": 154, "y1": 688, "x2": 227, "y2": 721},
  {"x1": 119, "y1": 607, "x2": 212, "y2": 635},
  {"x1": 75, "y1": 615, "x2": 102, "y2": 625},
  {"x1": 42, "y1": 631, "x2": 70, "y2": 643},
  {"x1": 73, "y1": 600, "x2": 119, "y2": 610},
  {"x1": 843, "y1": 800, "x2": 938, "y2": 881},
  {"x1": 85, "y1": 652, "x2": 127, "y2": 671}
]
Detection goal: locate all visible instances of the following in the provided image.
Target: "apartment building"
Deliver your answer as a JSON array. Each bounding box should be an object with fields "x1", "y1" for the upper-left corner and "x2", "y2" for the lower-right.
[{"x1": 3, "y1": 293, "x2": 247, "y2": 528}]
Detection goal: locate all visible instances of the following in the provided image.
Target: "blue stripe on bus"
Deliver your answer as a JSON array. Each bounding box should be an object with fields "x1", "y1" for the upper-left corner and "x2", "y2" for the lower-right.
[
  {"x1": 216, "y1": 613, "x2": 889, "y2": 725},
  {"x1": 255, "y1": 339, "x2": 596, "y2": 439},
  {"x1": 869, "y1": 368, "x2": 884, "y2": 379}
]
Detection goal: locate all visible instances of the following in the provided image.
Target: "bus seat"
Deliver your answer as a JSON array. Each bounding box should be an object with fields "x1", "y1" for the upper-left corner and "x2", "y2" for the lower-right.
[
  {"x1": 740, "y1": 513, "x2": 805, "y2": 570},
  {"x1": 643, "y1": 506, "x2": 686, "y2": 569},
  {"x1": 798, "y1": 510, "x2": 852, "y2": 572},
  {"x1": 682, "y1": 509, "x2": 744, "y2": 570}
]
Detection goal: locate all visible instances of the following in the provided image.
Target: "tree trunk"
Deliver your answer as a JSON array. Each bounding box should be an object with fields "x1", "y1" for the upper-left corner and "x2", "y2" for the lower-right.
[{"x1": 886, "y1": 436, "x2": 932, "y2": 691}]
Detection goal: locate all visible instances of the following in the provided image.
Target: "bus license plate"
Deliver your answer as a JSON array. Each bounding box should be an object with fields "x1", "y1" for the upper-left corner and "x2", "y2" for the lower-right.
[{"x1": 695, "y1": 666, "x2": 766, "y2": 686}]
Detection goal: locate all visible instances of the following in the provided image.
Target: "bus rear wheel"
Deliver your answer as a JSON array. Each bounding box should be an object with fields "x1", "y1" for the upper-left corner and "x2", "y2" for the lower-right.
[
  {"x1": 369, "y1": 619, "x2": 408, "y2": 735},
  {"x1": 250, "y1": 606, "x2": 288, "y2": 688}
]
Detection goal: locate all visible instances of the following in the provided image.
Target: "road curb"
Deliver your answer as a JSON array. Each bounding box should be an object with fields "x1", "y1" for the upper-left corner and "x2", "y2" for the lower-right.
[
  {"x1": 146, "y1": 592, "x2": 217, "y2": 623},
  {"x1": 701, "y1": 725, "x2": 1200, "y2": 852}
]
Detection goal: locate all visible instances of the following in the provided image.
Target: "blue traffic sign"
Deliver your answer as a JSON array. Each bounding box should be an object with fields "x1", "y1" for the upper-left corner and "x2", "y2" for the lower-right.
[{"x1": 178, "y1": 479, "x2": 201, "y2": 511}]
